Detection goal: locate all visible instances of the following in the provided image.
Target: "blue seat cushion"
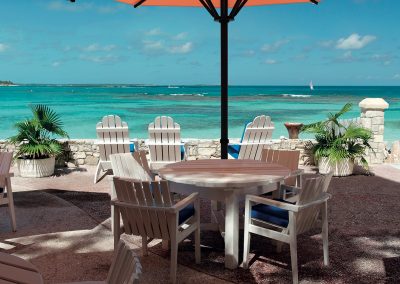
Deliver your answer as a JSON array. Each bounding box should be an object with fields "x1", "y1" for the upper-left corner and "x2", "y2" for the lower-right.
[
  {"x1": 129, "y1": 143, "x2": 135, "y2": 153},
  {"x1": 180, "y1": 145, "x2": 185, "y2": 160},
  {"x1": 228, "y1": 121, "x2": 251, "y2": 159},
  {"x1": 178, "y1": 204, "x2": 195, "y2": 225},
  {"x1": 228, "y1": 144, "x2": 241, "y2": 159},
  {"x1": 251, "y1": 199, "x2": 295, "y2": 228}
]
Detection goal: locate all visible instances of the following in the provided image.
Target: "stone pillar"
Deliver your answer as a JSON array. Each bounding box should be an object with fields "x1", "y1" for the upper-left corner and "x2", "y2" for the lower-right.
[{"x1": 359, "y1": 98, "x2": 389, "y2": 164}]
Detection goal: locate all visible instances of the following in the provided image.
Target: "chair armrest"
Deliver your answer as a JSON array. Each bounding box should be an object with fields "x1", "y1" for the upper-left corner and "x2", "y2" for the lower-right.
[
  {"x1": 296, "y1": 193, "x2": 331, "y2": 210},
  {"x1": 229, "y1": 141, "x2": 273, "y2": 146},
  {"x1": 172, "y1": 192, "x2": 199, "y2": 213},
  {"x1": 281, "y1": 184, "x2": 300, "y2": 194},
  {"x1": 246, "y1": 194, "x2": 300, "y2": 212},
  {"x1": 0, "y1": 173, "x2": 14, "y2": 179}
]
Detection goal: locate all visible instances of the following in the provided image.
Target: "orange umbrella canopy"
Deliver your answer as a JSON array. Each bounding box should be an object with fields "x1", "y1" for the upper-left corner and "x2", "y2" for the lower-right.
[{"x1": 117, "y1": 0, "x2": 319, "y2": 8}]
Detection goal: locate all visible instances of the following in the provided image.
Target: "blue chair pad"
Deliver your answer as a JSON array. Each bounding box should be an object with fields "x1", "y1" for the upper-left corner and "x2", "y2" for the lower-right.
[
  {"x1": 129, "y1": 143, "x2": 135, "y2": 153},
  {"x1": 179, "y1": 204, "x2": 195, "y2": 225},
  {"x1": 228, "y1": 144, "x2": 241, "y2": 159},
  {"x1": 251, "y1": 199, "x2": 295, "y2": 228}
]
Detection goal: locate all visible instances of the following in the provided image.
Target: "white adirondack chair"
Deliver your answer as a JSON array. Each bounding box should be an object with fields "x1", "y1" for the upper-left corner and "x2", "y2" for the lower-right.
[
  {"x1": 109, "y1": 151, "x2": 155, "y2": 233},
  {"x1": 148, "y1": 116, "x2": 184, "y2": 171},
  {"x1": 69, "y1": 240, "x2": 141, "y2": 284},
  {"x1": 112, "y1": 177, "x2": 201, "y2": 284},
  {"x1": 94, "y1": 115, "x2": 131, "y2": 183},
  {"x1": 228, "y1": 115, "x2": 275, "y2": 160},
  {"x1": 243, "y1": 174, "x2": 332, "y2": 284},
  {"x1": 0, "y1": 152, "x2": 16, "y2": 232}
]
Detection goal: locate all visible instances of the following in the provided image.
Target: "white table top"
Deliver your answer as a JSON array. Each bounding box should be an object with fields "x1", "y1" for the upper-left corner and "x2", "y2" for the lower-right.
[{"x1": 159, "y1": 159, "x2": 301, "y2": 188}]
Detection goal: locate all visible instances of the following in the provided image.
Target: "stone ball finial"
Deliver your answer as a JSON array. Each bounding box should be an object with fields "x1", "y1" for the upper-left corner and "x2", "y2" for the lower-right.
[{"x1": 359, "y1": 98, "x2": 389, "y2": 111}]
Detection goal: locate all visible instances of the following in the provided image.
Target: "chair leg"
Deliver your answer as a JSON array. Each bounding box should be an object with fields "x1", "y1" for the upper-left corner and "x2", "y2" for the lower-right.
[
  {"x1": 142, "y1": 236, "x2": 148, "y2": 256},
  {"x1": 94, "y1": 162, "x2": 102, "y2": 184},
  {"x1": 242, "y1": 198, "x2": 251, "y2": 269},
  {"x1": 170, "y1": 236, "x2": 178, "y2": 284},
  {"x1": 194, "y1": 199, "x2": 201, "y2": 264},
  {"x1": 322, "y1": 202, "x2": 329, "y2": 266},
  {"x1": 289, "y1": 212, "x2": 298, "y2": 284},
  {"x1": 6, "y1": 178, "x2": 16, "y2": 232},
  {"x1": 113, "y1": 206, "x2": 121, "y2": 250}
]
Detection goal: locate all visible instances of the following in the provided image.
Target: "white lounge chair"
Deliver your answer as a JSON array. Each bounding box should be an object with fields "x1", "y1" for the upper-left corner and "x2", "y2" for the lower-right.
[
  {"x1": 112, "y1": 177, "x2": 200, "y2": 284},
  {"x1": 68, "y1": 240, "x2": 141, "y2": 284},
  {"x1": 0, "y1": 152, "x2": 16, "y2": 232},
  {"x1": 243, "y1": 174, "x2": 332, "y2": 284},
  {"x1": 94, "y1": 115, "x2": 131, "y2": 183},
  {"x1": 228, "y1": 115, "x2": 274, "y2": 160},
  {"x1": 147, "y1": 116, "x2": 185, "y2": 171}
]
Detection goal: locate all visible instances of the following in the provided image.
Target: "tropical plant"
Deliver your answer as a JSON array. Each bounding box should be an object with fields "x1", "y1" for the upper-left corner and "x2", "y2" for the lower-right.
[
  {"x1": 301, "y1": 103, "x2": 373, "y2": 168},
  {"x1": 8, "y1": 105, "x2": 69, "y2": 159}
]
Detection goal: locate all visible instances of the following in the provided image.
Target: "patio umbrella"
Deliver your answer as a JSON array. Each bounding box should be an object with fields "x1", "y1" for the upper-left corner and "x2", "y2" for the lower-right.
[{"x1": 71, "y1": 0, "x2": 320, "y2": 159}]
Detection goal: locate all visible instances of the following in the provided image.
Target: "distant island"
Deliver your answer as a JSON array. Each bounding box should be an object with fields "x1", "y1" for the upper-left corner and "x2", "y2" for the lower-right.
[{"x1": 0, "y1": 80, "x2": 16, "y2": 86}]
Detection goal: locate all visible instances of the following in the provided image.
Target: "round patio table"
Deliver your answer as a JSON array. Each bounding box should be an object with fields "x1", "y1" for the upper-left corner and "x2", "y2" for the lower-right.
[
  {"x1": 159, "y1": 159, "x2": 303, "y2": 269},
  {"x1": 0, "y1": 252, "x2": 44, "y2": 284}
]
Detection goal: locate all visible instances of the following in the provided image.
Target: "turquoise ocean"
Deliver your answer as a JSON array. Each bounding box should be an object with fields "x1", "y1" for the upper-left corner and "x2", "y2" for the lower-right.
[{"x1": 1, "y1": 85, "x2": 399, "y2": 142}]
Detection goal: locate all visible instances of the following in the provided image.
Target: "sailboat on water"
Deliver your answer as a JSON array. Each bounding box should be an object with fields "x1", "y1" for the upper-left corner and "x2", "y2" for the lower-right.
[{"x1": 309, "y1": 80, "x2": 314, "y2": 91}]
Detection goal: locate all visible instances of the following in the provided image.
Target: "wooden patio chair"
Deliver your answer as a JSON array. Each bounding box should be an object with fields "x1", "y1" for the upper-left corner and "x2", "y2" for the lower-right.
[
  {"x1": 69, "y1": 240, "x2": 141, "y2": 284},
  {"x1": 94, "y1": 115, "x2": 131, "y2": 184},
  {"x1": 147, "y1": 116, "x2": 185, "y2": 171},
  {"x1": 0, "y1": 151, "x2": 16, "y2": 232},
  {"x1": 261, "y1": 149, "x2": 301, "y2": 187},
  {"x1": 112, "y1": 177, "x2": 201, "y2": 284},
  {"x1": 242, "y1": 174, "x2": 332, "y2": 284},
  {"x1": 228, "y1": 115, "x2": 274, "y2": 160}
]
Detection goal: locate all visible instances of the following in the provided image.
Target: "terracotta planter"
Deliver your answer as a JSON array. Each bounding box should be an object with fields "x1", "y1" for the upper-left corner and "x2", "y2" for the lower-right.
[
  {"x1": 318, "y1": 157, "x2": 354, "y2": 177},
  {"x1": 284, "y1": 122, "x2": 303, "y2": 139},
  {"x1": 17, "y1": 157, "x2": 55, "y2": 178}
]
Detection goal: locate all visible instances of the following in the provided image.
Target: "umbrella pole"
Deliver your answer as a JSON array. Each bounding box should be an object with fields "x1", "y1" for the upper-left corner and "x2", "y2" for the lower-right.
[{"x1": 220, "y1": 0, "x2": 229, "y2": 159}]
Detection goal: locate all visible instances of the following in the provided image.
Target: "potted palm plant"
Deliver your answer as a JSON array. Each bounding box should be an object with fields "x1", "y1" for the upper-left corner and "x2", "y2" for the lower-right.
[
  {"x1": 302, "y1": 103, "x2": 373, "y2": 176},
  {"x1": 8, "y1": 105, "x2": 69, "y2": 177}
]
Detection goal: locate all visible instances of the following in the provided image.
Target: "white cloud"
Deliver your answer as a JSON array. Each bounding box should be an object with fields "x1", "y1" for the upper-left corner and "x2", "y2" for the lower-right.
[
  {"x1": 336, "y1": 33, "x2": 376, "y2": 50},
  {"x1": 0, "y1": 43, "x2": 8, "y2": 52},
  {"x1": 172, "y1": 32, "x2": 188, "y2": 40},
  {"x1": 168, "y1": 42, "x2": 193, "y2": 54},
  {"x1": 52, "y1": 61, "x2": 61, "y2": 67},
  {"x1": 146, "y1": 28, "x2": 161, "y2": 36},
  {"x1": 80, "y1": 54, "x2": 119, "y2": 63},
  {"x1": 142, "y1": 40, "x2": 164, "y2": 51},
  {"x1": 261, "y1": 39, "x2": 290, "y2": 53},
  {"x1": 83, "y1": 44, "x2": 117, "y2": 52},
  {"x1": 265, "y1": 59, "x2": 278, "y2": 65},
  {"x1": 318, "y1": 40, "x2": 334, "y2": 48},
  {"x1": 394, "y1": 74, "x2": 400, "y2": 80}
]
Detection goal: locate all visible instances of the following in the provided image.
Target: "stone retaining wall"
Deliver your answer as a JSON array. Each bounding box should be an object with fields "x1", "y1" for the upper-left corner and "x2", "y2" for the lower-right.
[{"x1": 0, "y1": 138, "x2": 315, "y2": 167}]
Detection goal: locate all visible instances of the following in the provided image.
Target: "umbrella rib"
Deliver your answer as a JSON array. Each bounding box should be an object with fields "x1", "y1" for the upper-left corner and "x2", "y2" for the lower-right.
[
  {"x1": 229, "y1": 0, "x2": 248, "y2": 20},
  {"x1": 199, "y1": 0, "x2": 220, "y2": 20},
  {"x1": 134, "y1": 0, "x2": 146, "y2": 8}
]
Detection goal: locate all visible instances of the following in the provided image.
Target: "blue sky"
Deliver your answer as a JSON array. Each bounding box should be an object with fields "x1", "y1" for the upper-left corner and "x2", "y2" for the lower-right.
[{"x1": 0, "y1": 0, "x2": 399, "y2": 85}]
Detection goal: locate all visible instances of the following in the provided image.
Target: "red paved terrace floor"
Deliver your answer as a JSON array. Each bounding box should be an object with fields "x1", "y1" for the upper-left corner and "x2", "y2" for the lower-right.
[{"x1": 1, "y1": 164, "x2": 400, "y2": 283}]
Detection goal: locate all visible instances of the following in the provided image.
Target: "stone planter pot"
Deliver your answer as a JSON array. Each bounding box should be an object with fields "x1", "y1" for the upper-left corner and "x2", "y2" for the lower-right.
[
  {"x1": 17, "y1": 157, "x2": 55, "y2": 178},
  {"x1": 318, "y1": 157, "x2": 354, "y2": 177}
]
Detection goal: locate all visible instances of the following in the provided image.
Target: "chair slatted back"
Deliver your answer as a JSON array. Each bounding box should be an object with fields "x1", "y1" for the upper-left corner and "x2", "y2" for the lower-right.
[
  {"x1": 0, "y1": 152, "x2": 13, "y2": 198},
  {"x1": 96, "y1": 115, "x2": 130, "y2": 162},
  {"x1": 110, "y1": 152, "x2": 152, "y2": 182},
  {"x1": 239, "y1": 115, "x2": 274, "y2": 160},
  {"x1": 114, "y1": 177, "x2": 173, "y2": 240},
  {"x1": 107, "y1": 240, "x2": 141, "y2": 284},
  {"x1": 148, "y1": 116, "x2": 181, "y2": 163},
  {"x1": 261, "y1": 149, "x2": 300, "y2": 186},
  {"x1": 294, "y1": 175, "x2": 330, "y2": 235}
]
